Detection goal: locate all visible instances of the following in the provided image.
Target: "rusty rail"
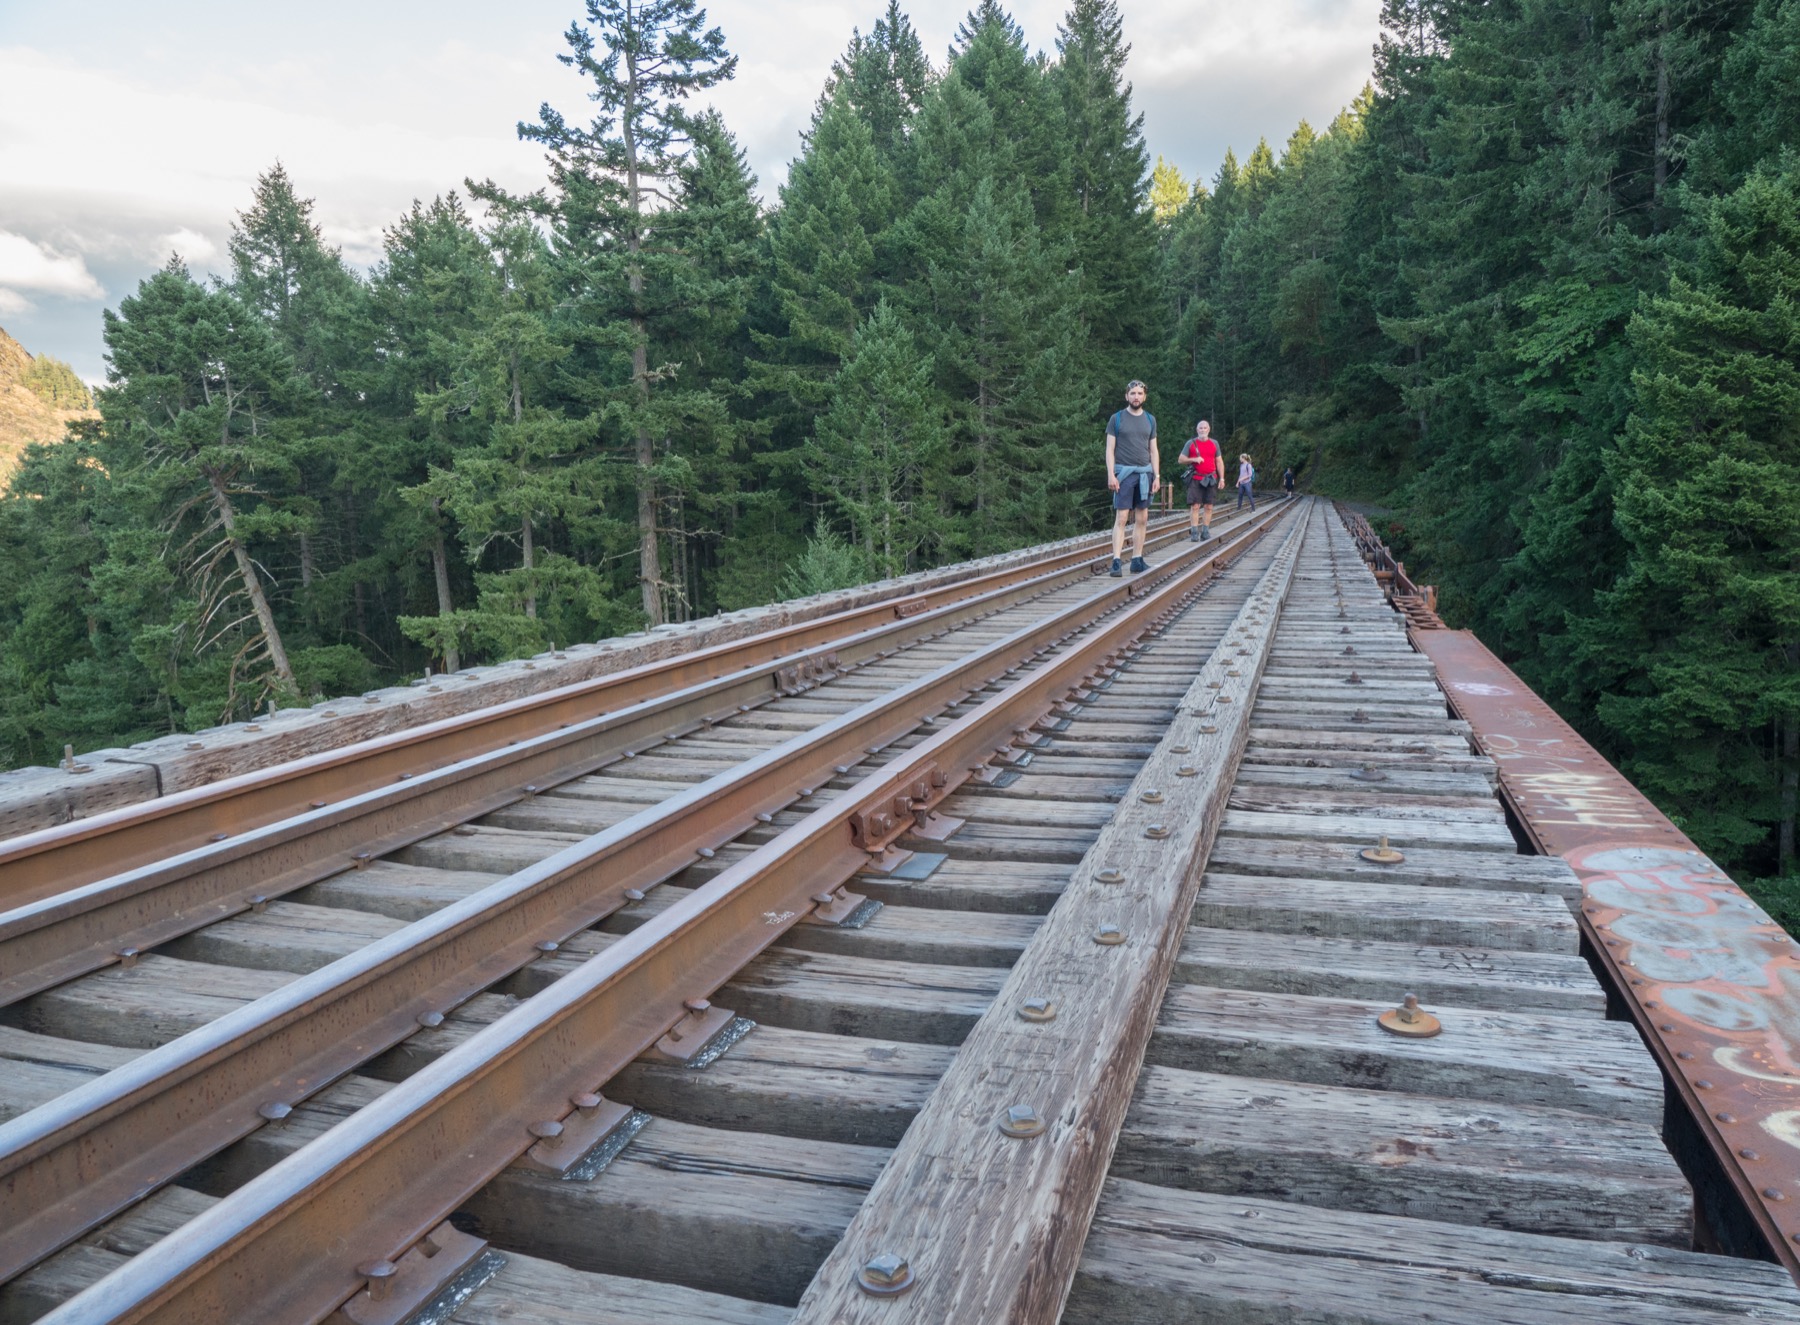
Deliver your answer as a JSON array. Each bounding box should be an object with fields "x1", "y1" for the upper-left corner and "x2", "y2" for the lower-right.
[
  {"x1": 1337, "y1": 507, "x2": 1442, "y2": 629},
  {"x1": 2, "y1": 505, "x2": 1293, "y2": 1302},
  {"x1": 0, "y1": 514, "x2": 1231, "y2": 1011},
  {"x1": 0, "y1": 515, "x2": 1206, "y2": 906},
  {"x1": 1335, "y1": 506, "x2": 1800, "y2": 1281}
]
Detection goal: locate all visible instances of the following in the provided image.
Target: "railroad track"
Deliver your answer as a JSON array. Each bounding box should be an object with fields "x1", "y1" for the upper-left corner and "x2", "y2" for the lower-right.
[{"x1": 3, "y1": 498, "x2": 1797, "y2": 1324}]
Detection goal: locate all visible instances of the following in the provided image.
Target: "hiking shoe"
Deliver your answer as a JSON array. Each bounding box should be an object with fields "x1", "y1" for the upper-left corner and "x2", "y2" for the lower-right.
[
  {"x1": 1200, "y1": 527, "x2": 1211, "y2": 541},
  {"x1": 1188, "y1": 527, "x2": 1200, "y2": 542},
  {"x1": 1108, "y1": 558, "x2": 1122, "y2": 577},
  {"x1": 1130, "y1": 556, "x2": 1148, "y2": 574}
]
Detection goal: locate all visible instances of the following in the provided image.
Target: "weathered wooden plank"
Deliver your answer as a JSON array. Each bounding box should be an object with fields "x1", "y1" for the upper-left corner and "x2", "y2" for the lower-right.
[
  {"x1": 1219, "y1": 808, "x2": 1518, "y2": 852},
  {"x1": 1149, "y1": 984, "x2": 1663, "y2": 1123},
  {"x1": 1116, "y1": 1066, "x2": 1689, "y2": 1243},
  {"x1": 1234, "y1": 763, "x2": 1492, "y2": 798},
  {"x1": 789, "y1": 507, "x2": 1310, "y2": 1324},
  {"x1": 1195, "y1": 871, "x2": 1576, "y2": 950},
  {"x1": 1227, "y1": 785, "x2": 1501, "y2": 820},
  {"x1": 1206, "y1": 838, "x2": 1581, "y2": 899},
  {"x1": 1174, "y1": 926, "x2": 1605, "y2": 1013},
  {"x1": 1067, "y1": 1179, "x2": 1799, "y2": 1325}
]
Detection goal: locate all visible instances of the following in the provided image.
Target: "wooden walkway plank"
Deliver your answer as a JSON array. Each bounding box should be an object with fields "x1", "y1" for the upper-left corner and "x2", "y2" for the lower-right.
[{"x1": 786, "y1": 510, "x2": 1310, "y2": 1322}]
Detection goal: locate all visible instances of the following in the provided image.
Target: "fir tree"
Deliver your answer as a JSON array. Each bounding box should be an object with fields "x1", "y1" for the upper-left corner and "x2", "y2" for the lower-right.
[{"x1": 520, "y1": 0, "x2": 737, "y2": 626}]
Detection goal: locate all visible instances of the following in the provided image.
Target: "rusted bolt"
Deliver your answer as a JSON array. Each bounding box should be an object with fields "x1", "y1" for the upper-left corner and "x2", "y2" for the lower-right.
[
  {"x1": 534, "y1": 940, "x2": 560, "y2": 954},
  {"x1": 528, "y1": 1119, "x2": 565, "y2": 1147},
  {"x1": 1019, "y1": 997, "x2": 1058, "y2": 1023},
  {"x1": 310, "y1": 799, "x2": 328, "y2": 810},
  {"x1": 1351, "y1": 709, "x2": 1369, "y2": 723},
  {"x1": 1377, "y1": 992, "x2": 1442, "y2": 1038},
  {"x1": 755, "y1": 811, "x2": 773, "y2": 823},
  {"x1": 572, "y1": 1092, "x2": 603, "y2": 1113},
  {"x1": 186, "y1": 740, "x2": 205, "y2": 750},
  {"x1": 1346, "y1": 670, "x2": 1363, "y2": 685},
  {"x1": 1141, "y1": 789, "x2": 1164, "y2": 804},
  {"x1": 257, "y1": 1100, "x2": 292, "y2": 1123},
  {"x1": 417, "y1": 1011, "x2": 445, "y2": 1029},
  {"x1": 1177, "y1": 764, "x2": 1198, "y2": 777},
  {"x1": 857, "y1": 1252, "x2": 915, "y2": 1296},
  {"x1": 357, "y1": 1260, "x2": 399, "y2": 1303},
  {"x1": 623, "y1": 888, "x2": 646, "y2": 902},
  {"x1": 1170, "y1": 744, "x2": 1191, "y2": 754},
  {"x1": 697, "y1": 847, "x2": 716, "y2": 859},
  {"x1": 115, "y1": 947, "x2": 139, "y2": 969},
  {"x1": 1095, "y1": 925, "x2": 1126, "y2": 946},
  {"x1": 1145, "y1": 823, "x2": 1171, "y2": 839},
  {"x1": 351, "y1": 851, "x2": 373, "y2": 868},
  {"x1": 835, "y1": 764, "x2": 851, "y2": 775},
  {"x1": 1096, "y1": 867, "x2": 1125, "y2": 884},
  {"x1": 1342, "y1": 645, "x2": 1356, "y2": 655},
  {"x1": 249, "y1": 895, "x2": 270, "y2": 913},
  {"x1": 683, "y1": 998, "x2": 712, "y2": 1016},
  {"x1": 1361, "y1": 835, "x2": 1405, "y2": 864},
  {"x1": 998, "y1": 1104, "x2": 1047, "y2": 1138}
]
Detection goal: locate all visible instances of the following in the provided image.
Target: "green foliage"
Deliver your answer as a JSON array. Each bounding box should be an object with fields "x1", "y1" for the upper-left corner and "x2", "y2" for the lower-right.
[
  {"x1": 20, "y1": 355, "x2": 91, "y2": 410},
  {"x1": 779, "y1": 517, "x2": 868, "y2": 598}
]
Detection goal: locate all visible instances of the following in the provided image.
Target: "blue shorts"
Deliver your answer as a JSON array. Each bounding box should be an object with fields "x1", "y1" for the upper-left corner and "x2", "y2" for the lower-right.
[{"x1": 1112, "y1": 473, "x2": 1151, "y2": 510}]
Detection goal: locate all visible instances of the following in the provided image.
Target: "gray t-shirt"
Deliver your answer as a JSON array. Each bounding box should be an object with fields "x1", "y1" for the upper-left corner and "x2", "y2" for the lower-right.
[{"x1": 1109, "y1": 409, "x2": 1156, "y2": 468}]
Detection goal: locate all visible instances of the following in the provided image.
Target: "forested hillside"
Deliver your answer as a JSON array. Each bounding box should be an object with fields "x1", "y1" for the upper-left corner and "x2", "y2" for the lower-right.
[
  {"x1": 1153, "y1": 0, "x2": 1798, "y2": 900},
  {"x1": 0, "y1": 0, "x2": 1793, "y2": 904},
  {"x1": 0, "y1": 327, "x2": 93, "y2": 477}
]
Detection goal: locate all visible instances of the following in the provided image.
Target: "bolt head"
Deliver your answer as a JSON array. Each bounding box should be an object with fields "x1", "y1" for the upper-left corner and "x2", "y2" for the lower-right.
[{"x1": 857, "y1": 1252, "x2": 915, "y2": 1295}]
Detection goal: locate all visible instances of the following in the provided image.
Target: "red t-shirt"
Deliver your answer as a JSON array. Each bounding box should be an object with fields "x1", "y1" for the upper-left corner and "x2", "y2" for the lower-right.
[{"x1": 1183, "y1": 437, "x2": 1220, "y2": 480}]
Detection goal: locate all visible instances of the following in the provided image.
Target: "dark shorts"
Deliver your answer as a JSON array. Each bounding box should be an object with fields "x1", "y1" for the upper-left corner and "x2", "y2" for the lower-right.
[
  {"x1": 1186, "y1": 477, "x2": 1217, "y2": 508},
  {"x1": 1112, "y1": 474, "x2": 1151, "y2": 510}
]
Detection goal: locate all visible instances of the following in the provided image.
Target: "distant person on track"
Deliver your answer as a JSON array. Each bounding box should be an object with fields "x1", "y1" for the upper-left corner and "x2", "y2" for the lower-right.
[
  {"x1": 1179, "y1": 420, "x2": 1225, "y2": 542},
  {"x1": 1283, "y1": 466, "x2": 1296, "y2": 499},
  {"x1": 1105, "y1": 380, "x2": 1160, "y2": 576},
  {"x1": 1236, "y1": 453, "x2": 1256, "y2": 511}
]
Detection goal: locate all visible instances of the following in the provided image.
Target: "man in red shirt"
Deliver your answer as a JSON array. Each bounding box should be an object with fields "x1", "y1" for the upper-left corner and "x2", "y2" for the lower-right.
[{"x1": 1180, "y1": 420, "x2": 1226, "y2": 541}]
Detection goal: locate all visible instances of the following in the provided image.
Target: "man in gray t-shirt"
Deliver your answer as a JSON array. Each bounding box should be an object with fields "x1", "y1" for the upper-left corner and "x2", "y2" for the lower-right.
[{"x1": 1104, "y1": 379, "x2": 1160, "y2": 576}]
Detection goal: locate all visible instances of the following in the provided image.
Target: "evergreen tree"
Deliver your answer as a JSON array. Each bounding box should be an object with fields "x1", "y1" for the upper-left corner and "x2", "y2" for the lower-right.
[
  {"x1": 807, "y1": 300, "x2": 947, "y2": 576},
  {"x1": 829, "y1": 0, "x2": 933, "y2": 170},
  {"x1": 1148, "y1": 156, "x2": 1186, "y2": 224},
  {"x1": 520, "y1": 0, "x2": 737, "y2": 626},
  {"x1": 101, "y1": 261, "x2": 303, "y2": 704}
]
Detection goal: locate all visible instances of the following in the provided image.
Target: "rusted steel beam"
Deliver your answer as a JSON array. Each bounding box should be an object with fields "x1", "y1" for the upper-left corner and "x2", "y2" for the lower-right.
[
  {"x1": 0, "y1": 518, "x2": 1201, "y2": 905},
  {"x1": 1412, "y1": 627, "x2": 1800, "y2": 1279},
  {"x1": 0, "y1": 508, "x2": 1291, "y2": 1301},
  {"x1": 0, "y1": 520, "x2": 1207, "y2": 1011}
]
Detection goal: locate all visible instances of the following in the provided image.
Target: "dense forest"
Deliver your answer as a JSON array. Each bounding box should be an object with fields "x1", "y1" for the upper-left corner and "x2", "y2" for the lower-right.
[{"x1": 0, "y1": 0, "x2": 1794, "y2": 909}]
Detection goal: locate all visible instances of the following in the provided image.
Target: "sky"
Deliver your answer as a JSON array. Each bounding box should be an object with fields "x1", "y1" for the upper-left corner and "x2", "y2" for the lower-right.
[{"x1": 0, "y1": 0, "x2": 1383, "y2": 382}]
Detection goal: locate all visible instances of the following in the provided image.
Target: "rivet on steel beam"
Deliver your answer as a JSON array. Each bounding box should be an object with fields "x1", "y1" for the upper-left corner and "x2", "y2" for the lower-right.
[
  {"x1": 417, "y1": 1011, "x2": 445, "y2": 1029},
  {"x1": 257, "y1": 1101, "x2": 292, "y2": 1123},
  {"x1": 527, "y1": 1120, "x2": 565, "y2": 1148},
  {"x1": 1764, "y1": 1189, "x2": 1787, "y2": 1201},
  {"x1": 357, "y1": 1261, "x2": 399, "y2": 1303},
  {"x1": 1141, "y1": 789, "x2": 1164, "y2": 804},
  {"x1": 1377, "y1": 993, "x2": 1441, "y2": 1038},
  {"x1": 1097, "y1": 867, "x2": 1126, "y2": 885},
  {"x1": 1361, "y1": 836, "x2": 1405, "y2": 864},
  {"x1": 116, "y1": 947, "x2": 139, "y2": 968},
  {"x1": 309, "y1": 799, "x2": 328, "y2": 809},
  {"x1": 697, "y1": 847, "x2": 716, "y2": 859},
  {"x1": 755, "y1": 811, "x2": 774, "y2": 823},
  {"x1": 998, "y1": 1104, "x2": 1047, "y2": 1138},
  {"x1": 800, "y1": 787, "x2": 815, "y2": 798},
  {"x1": 1145, "y1": 823, "x2": 1171, "y2": 840},
  {"x1": 535, "y1": 940, "x2": 560, "y2": 954},
  {"x1": 835, "y1": 765, "x2": 851, "y2": 775},
  {"x1": 1696, "y1": 1079, "x2": 1715, "y2": 1090},
  {"x1": 1661, "y1": 1023, "x2": 1677, "y2": 1032},
  {"x1": 857, "y1": 1252, "x2": 915, "y2": 1297},
  {"x1": 209, "y1": 832, "x2": 229, "y2": 843},
  {"x1": 1019, "y1": 997, "x2": 1058, "y2": 1023},
  {"x1": 623, "y1": 889, "x2": 646, "y2": 902},
  {"x1": 1676, "y1": 1051, "x2": 1695, "y2": 1060},
  {"x1": 1741, "y1": 1148, "x2": 1760, "y2": 1160},
  {"x1": 1717, "y1": 1112, "x2": 1738, "y2": 1123},
  {"x1": 1095, "y1": 925, "x2": 1126, "y2": 946}
]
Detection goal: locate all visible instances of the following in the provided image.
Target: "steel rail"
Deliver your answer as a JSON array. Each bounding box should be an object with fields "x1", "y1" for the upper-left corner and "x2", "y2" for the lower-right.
[
  {"x1": 0, "y1": 514, "x2": 1205, "y2": 906},
  {"x1": 0, "y1": 506, "x2": 1290, "y2": 1298},
  {"x1": 37, "y1": 500, "x2": 1291, "y2": 1325},
  {"x1": 0, "y1": 514, "x2": 1225, "y2": 1011}
]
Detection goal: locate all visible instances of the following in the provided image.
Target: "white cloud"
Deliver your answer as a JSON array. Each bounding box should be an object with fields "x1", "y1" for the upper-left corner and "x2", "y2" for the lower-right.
[
  {"x1": 0, "y1": 288, "x2": 32, "y2": 317},
  {"x1": 0, "y1": 231, "x2": 105, "y2": 301},
  {"x1": 157, "y1": 228, "x2": 221, "y2": 267}
]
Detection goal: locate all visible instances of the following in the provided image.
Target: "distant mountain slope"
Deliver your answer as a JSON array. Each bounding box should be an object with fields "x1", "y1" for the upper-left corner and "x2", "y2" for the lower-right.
[{"x1": 0, "y1": 326, "x2": 97, "y2": 480}]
